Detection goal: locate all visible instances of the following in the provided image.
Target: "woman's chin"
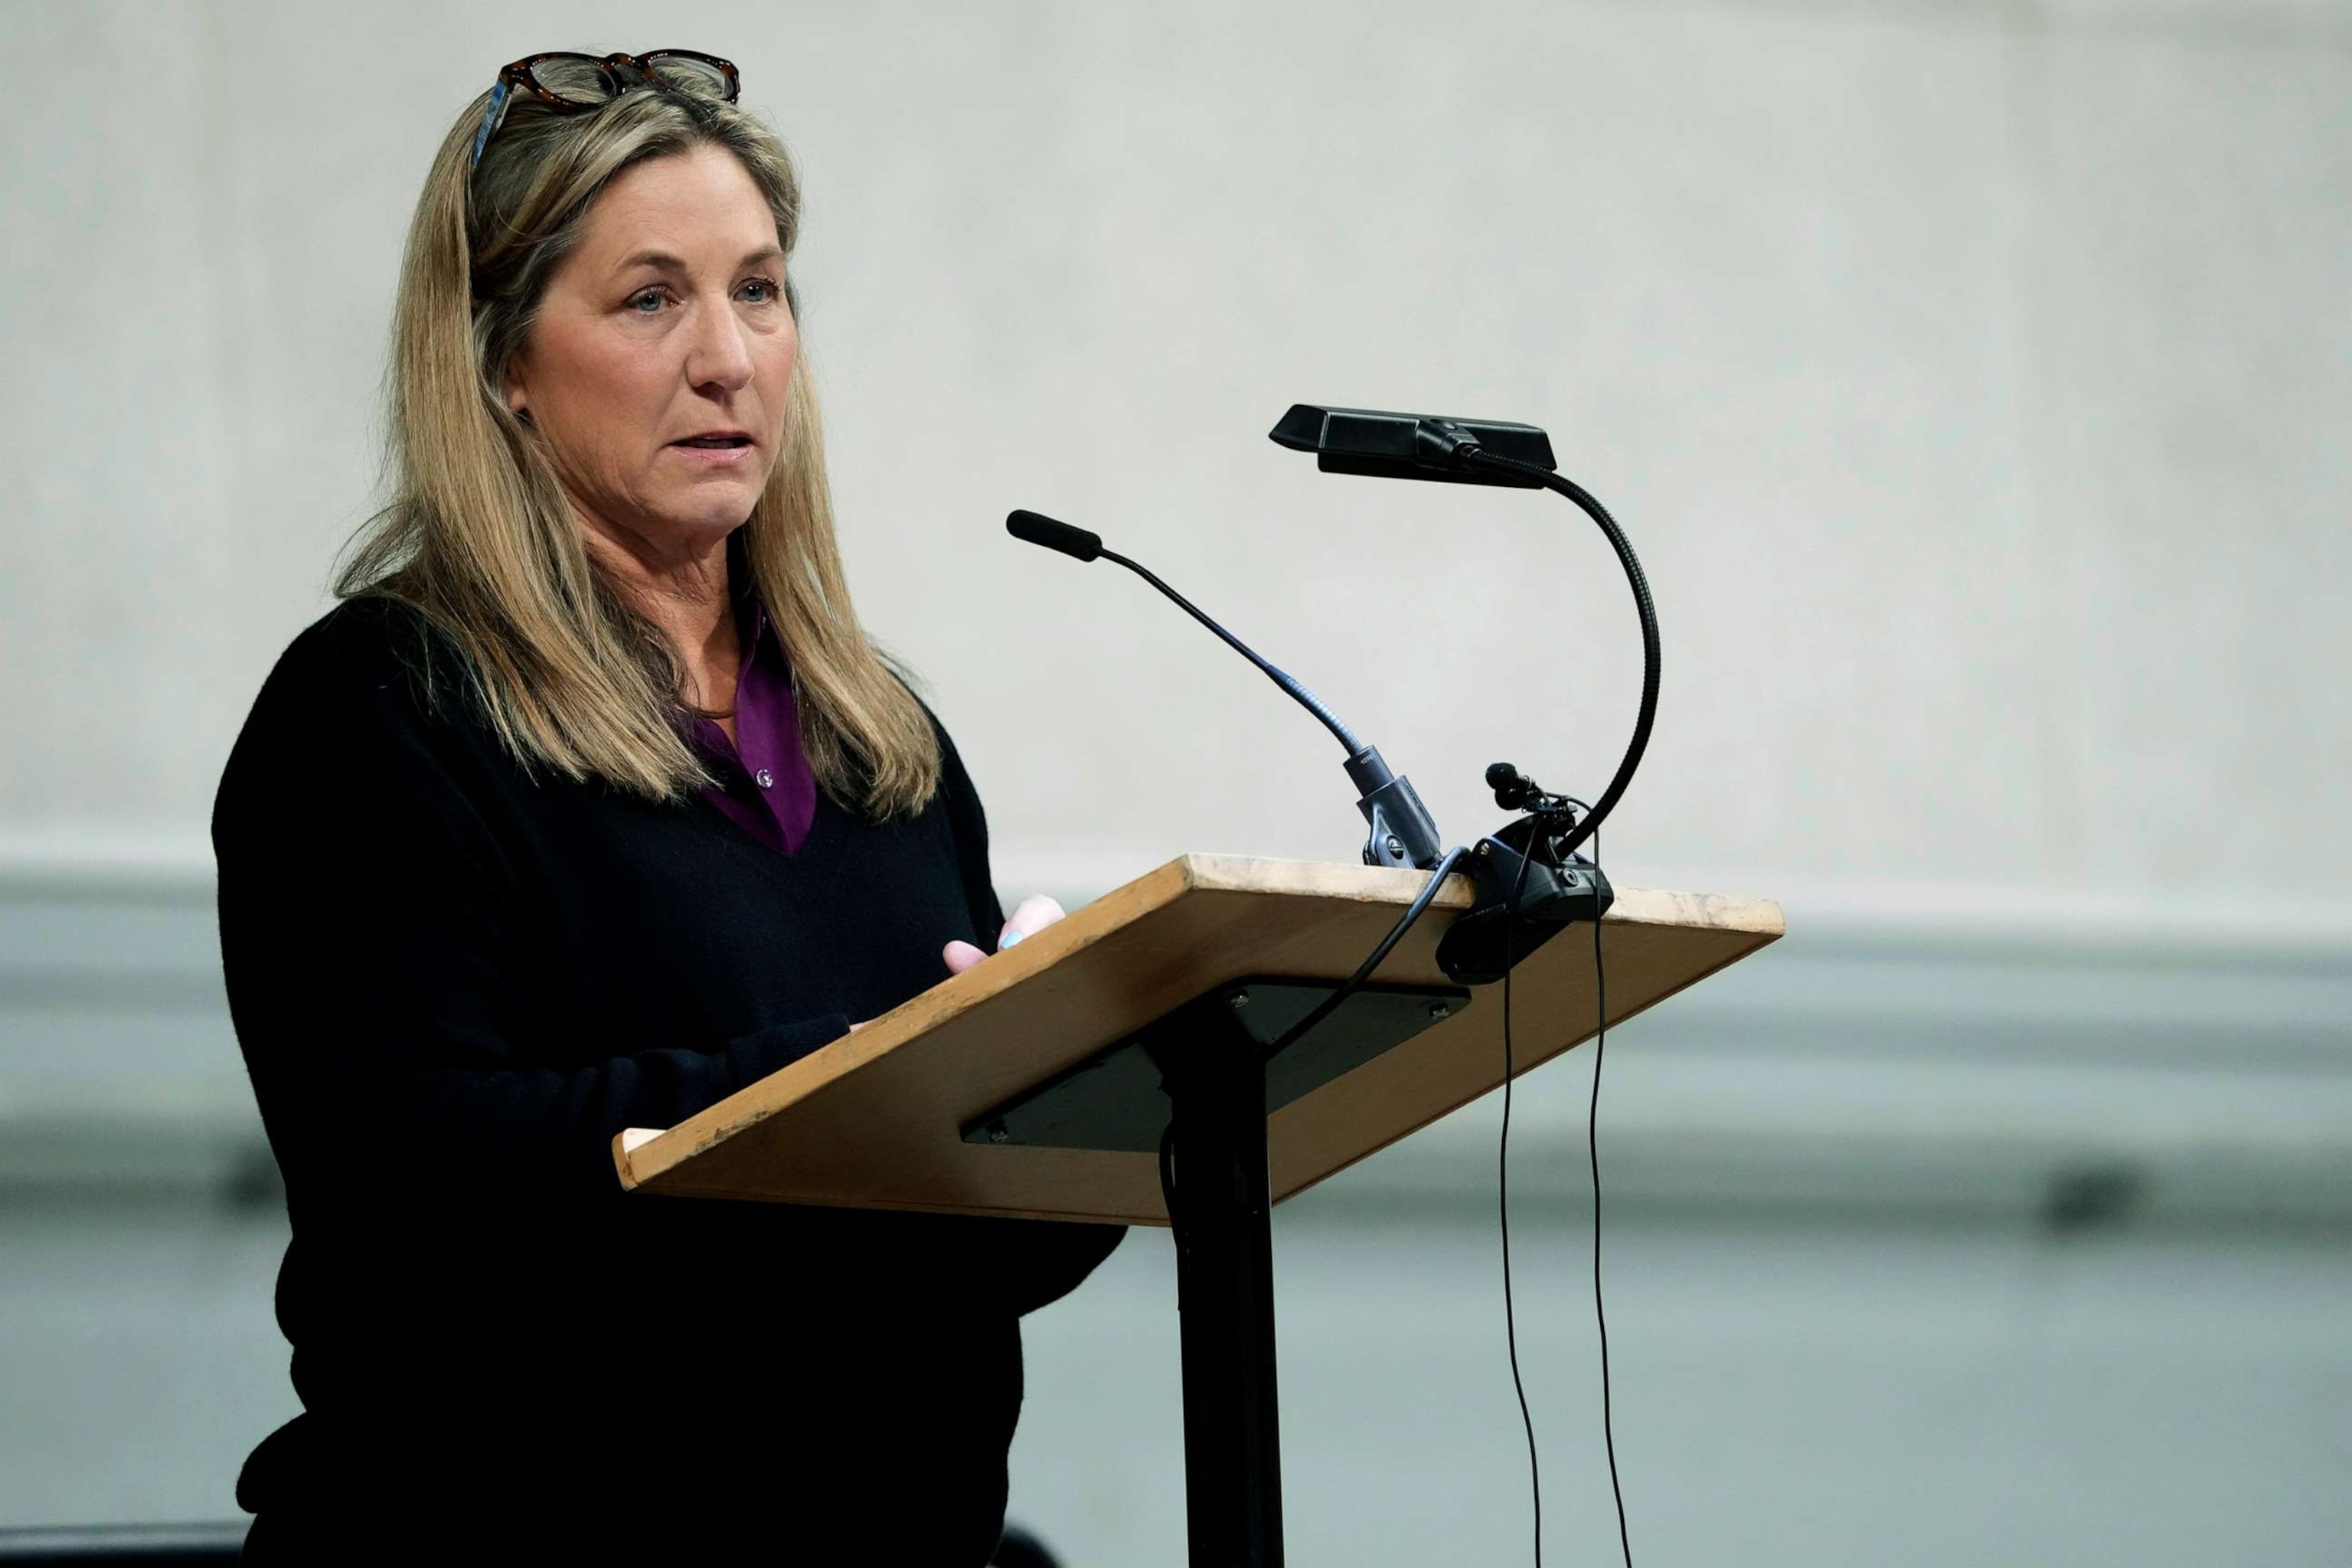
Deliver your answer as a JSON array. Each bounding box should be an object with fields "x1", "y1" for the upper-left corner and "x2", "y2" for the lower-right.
[{"x1": 660, "y1": 479, "x2": 769, "y2": 536}]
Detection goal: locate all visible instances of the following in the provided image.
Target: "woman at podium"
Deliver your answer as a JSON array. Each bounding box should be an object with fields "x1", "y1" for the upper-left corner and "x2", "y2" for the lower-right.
[{"x1": 211, "y1": 51, "x2": 1121, "y2": 1563}]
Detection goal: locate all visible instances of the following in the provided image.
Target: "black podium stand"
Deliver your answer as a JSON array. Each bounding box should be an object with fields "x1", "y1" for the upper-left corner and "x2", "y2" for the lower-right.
[{"x1": 610, "y1": 854, "x2": 1783, "y2": 1568}]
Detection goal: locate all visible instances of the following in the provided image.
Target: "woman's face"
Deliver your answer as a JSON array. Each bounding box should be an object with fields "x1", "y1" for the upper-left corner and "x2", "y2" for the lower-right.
[{"x1": 505, "y1": 143, "x2": 798, "y2": 566}]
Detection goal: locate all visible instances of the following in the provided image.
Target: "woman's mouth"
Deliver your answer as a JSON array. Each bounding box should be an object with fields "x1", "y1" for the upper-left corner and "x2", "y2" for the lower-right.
[{"x1": 670, "y1": 433, "x2": 756, "y2": 466}]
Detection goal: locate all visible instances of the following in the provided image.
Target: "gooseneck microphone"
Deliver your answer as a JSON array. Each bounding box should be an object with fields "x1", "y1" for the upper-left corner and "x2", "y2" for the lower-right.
[
  {"x1": 1002, "y1": 510, "x2": 1104, "y2": 564},
  {"x1": 1005, "y1": 509, "x2": 1443, "y2": 870}
]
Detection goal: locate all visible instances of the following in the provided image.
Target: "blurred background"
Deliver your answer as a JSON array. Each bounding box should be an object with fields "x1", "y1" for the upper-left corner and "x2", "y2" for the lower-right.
[{"x1": 3, "y1": 0, "x2": 2348, "y2": 1562}]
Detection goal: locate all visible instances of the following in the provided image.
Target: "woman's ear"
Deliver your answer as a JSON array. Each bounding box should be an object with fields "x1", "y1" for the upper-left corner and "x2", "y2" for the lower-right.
[{"x1": 503, "y1": 359, "x2": 531, "y2": 419}]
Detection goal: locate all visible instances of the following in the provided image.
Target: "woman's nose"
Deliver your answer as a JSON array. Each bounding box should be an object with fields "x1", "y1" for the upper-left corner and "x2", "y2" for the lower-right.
[{"x1": 684, "y1": 299, "x2": 756, "y2": 394}]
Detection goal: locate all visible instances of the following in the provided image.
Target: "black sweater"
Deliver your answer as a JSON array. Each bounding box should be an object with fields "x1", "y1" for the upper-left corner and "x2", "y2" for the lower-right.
[{"x1": 214, "y1": 598, "x2": 1122, "y2": 1562}]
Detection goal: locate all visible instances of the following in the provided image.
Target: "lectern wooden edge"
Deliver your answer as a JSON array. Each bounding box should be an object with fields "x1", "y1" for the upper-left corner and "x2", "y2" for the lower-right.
[
  {"x1": 606, "y1": 851, "x2": 1779, "y2": 1566},
  {"x1": 610, "y1": 852, "x2": 1782, "y2": 1222}
]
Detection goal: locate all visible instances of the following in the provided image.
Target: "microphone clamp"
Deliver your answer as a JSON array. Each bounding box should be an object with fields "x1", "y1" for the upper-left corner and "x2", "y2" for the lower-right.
[
  {"x1": 1345, "y1": 746, "x2": 1442, "y2": 870},
  {"x1": 1435, "y1": 761, "x2": 1615, "y2": 986}
]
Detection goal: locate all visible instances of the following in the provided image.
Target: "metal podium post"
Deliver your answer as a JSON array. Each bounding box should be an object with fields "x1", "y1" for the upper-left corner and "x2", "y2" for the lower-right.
[
  {"x1": 1157, "y1": 993, "x2": 1288, "y2": 1566},
  {"x1": 963, "y1": 975, "x2": 1475, "y2": 1568}
]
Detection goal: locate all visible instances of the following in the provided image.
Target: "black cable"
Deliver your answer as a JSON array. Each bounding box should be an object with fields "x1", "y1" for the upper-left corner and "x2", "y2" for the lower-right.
[
  {"x1": 1457, "y1": 449, "x2": 1658, "y2": 863},
  {"x1": 1588, "y1": 825, "x2": 1631, "y2": 1567},
  {"x1": 1260, "y1": 844, "x2": 1469, "y2": 1063},
  {"x1": 1164, "y1": 847, "x2": 1464, "y2": 1305},
  {"x1": 1500, "y1": 833, "x2": 1543, "y2": 1567}
]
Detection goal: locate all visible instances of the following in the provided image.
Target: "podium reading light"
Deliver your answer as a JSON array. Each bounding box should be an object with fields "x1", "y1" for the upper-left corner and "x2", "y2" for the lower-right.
[{"x1": 1269, "y1": 403, "x2": 1663, "y2": 984}]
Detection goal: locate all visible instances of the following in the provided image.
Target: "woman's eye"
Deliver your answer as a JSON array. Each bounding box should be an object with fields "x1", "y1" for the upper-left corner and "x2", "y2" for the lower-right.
[
  {"x1": 627, "y1": 289, "x2": 666, "y2": 314},
  {"x1": 738, "y1": 276, "x2": 782, "y2": 305}
]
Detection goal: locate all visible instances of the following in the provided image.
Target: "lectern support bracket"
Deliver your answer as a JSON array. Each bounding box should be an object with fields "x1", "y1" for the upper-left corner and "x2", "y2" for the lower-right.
[{"x1": 964, "y1": 978, "x2": 1469, "y2": 1568}]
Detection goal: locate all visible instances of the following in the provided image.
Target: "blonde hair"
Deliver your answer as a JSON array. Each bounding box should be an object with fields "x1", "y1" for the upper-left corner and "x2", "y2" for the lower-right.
[{"x1": 340, "y1": 75, "x2": 939, "y2": 816}]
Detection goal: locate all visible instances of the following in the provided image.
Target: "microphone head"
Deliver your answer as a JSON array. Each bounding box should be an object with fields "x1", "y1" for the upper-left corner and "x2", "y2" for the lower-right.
[
  {"x1": 1487, "y1": 761, "x2": 1533, "y2": 810},
  {"x1": 1269, "y1": 404, "x2": 1557, "y2": 488},
  {"x1": 1006, "y1": 509, "x2": 1103, "y2": 563}
]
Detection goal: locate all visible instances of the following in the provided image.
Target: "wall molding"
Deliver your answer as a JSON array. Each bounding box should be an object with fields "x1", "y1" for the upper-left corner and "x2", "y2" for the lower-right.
[{"x1": 4, "y1": 841, "x2": 2347, "y2": 1221}]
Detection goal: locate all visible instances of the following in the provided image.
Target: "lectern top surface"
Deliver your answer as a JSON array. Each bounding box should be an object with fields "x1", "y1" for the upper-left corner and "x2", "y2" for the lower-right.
[{"x1": 609, "y1": 854, "x2": 1781, "y2": 1226}]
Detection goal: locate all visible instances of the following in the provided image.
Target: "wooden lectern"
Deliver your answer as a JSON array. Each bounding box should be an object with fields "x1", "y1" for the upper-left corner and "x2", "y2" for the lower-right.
[{"x1": 614, "y1": 854, "x2": 1782, "y2": 1566}]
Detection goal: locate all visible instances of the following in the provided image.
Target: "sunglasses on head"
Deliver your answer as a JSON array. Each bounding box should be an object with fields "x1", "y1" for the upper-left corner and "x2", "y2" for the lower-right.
[{"x1": 470, "y1": 50, "x2": 740, "y2": 170}]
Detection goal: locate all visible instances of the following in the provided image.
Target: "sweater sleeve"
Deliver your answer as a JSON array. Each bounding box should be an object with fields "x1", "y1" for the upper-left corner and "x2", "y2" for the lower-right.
[
  {"x1": 922, "y1": 706, "x2": 1128, "y2": 1312},
  {"x1": 214, "y1": 616, "x2": 846, "y2": 1202},
  {"x1": 932, "y1": 717, "x2": 1008, "y2": 949}
]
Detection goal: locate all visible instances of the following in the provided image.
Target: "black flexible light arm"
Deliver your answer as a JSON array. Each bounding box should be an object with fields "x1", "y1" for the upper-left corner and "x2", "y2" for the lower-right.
[
  {"x1": 1268, "y1": 405, "x2": 1659, "y2": 861},
  {"x1": 1456, "y1": 446, "x2": 1659, "y2": 860}
]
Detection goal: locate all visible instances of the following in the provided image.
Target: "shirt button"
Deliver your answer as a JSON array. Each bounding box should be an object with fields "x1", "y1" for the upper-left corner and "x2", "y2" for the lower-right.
[{"x1": 754, "y1": 769, "x2": 775, "y2": 789}]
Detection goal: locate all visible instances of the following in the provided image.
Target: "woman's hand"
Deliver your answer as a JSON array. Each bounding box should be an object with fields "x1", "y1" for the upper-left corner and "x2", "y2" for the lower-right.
[{"x1": 942, "y1": 894, "x2": 1066, "y2": 976}]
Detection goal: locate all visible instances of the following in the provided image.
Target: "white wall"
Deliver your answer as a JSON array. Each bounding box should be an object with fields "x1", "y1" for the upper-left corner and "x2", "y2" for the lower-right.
[{"x1": 3, "y1": 0, "x2": 2347, "y2": 919}]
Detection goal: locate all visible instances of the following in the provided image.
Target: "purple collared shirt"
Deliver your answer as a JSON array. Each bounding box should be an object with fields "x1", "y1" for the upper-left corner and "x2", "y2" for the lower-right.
[{"x1": 685, "y1": 601, "x2": 818, "y2": 857}]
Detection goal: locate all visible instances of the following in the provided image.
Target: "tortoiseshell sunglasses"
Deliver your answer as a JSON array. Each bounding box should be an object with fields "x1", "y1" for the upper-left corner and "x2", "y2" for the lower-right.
[{"x1": 469, "y1": 50, "x2": 740, "y2": 169}]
